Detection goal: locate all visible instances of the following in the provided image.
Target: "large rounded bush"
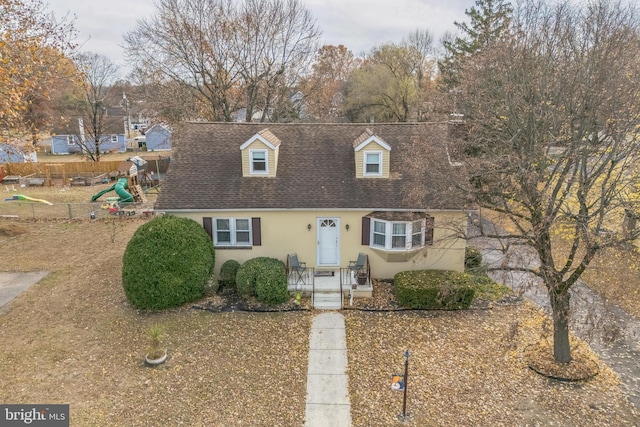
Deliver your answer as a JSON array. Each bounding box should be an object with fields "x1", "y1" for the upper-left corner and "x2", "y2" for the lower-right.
[{"x1": 122, "y1": 215, "x2": 215, "y2": 310}]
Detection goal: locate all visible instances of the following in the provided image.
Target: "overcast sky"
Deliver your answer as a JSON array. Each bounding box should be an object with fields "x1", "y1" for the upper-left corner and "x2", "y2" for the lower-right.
[{"x1": 47, "y1": 0, "x2": 474, "y2": 77}]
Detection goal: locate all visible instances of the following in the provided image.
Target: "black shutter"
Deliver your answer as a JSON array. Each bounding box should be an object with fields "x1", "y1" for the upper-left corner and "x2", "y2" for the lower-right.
[
  {"x1": 361, "y1": 217, "x2": 370, "y2": 245},
  {"x1": 426, "y1": 216, "x2": 434, "y2": 245},
  {"x1": 203, "y1": 217, "x2": 213, "y2": 241},
  {"x1": 252, "y1": 217, "x2": 262, "y2": 246}
]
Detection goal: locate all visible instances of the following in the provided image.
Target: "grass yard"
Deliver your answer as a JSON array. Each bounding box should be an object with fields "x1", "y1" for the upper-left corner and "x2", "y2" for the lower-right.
[{"x1": 0, "y1": 192, "x2": 639, "y2": 425}]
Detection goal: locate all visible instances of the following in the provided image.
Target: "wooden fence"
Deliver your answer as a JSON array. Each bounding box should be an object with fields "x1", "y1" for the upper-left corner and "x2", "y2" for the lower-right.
[
  {"x1": 3, "y1": 161, "x2": 123, "y2": 176},
  {"x1": 1, "y1": 156, "x2": 170, "y2": 186}
]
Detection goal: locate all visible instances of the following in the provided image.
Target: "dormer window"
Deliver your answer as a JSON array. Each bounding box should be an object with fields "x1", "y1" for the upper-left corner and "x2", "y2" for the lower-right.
[
  {"x1": 364, "y1": 151, "x2": 382, "y2": 176},
  {"x1": 241, "y1": 129, "x2": 280, "y2": 177},
  {"x1": 250, "y1": 149, "x2": 268, "y2": 174},
  {"x1": 353, "y1": 129, "x2": 391, "y2": 178}
]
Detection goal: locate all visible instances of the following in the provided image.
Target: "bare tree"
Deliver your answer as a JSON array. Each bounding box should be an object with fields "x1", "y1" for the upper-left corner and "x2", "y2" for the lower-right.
[
  {"x1": 454, "y1": 0, "x2": 640, "y2": 363},
  {"x1": 71, "y1": 52, "x2": 120, "y2": 161},
  {"x1": 123, "y1": 0, "x2": 320, "y2": 123}
]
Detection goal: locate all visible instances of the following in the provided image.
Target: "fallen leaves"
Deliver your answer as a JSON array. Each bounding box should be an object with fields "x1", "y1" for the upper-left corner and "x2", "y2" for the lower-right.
[
  {"x1": 0, "y1": 217, "x2": 639, "y2": 426},
  {"x1": 344, "y1": 300, "x2": 639, "y2": 426}
]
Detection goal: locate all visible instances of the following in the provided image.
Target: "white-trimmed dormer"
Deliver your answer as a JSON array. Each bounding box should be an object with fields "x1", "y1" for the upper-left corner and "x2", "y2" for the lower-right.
[
  {"x1": 240, "y1": 128, "x2": 281, "y2": 177},
  {"x1": 353, "y1": 129, "x2": 391, "y2": 178}
]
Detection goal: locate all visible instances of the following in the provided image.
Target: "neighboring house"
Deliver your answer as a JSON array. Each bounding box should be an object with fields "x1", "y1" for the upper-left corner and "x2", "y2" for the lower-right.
[
  {"x1": 154, "y1": 122, "x2": 468, "y2": 279},
  {"x1": 0, "y1": 144, "x2": 36, "y2": 163},
  {"x1": 144, "y1": 124, "x2": 172, "y2": 151},
  {"x1": 50, "y1": 120, "x2": 127, "y2": 155}
]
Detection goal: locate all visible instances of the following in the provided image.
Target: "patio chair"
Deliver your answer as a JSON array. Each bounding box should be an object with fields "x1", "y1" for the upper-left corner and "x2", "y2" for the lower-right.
[
  {"x1": 288, "y1": 253, "x2": 307, "y2": 285},
  {"x1": 348, "y1": 253, "x2": 367, "y2": 284}
]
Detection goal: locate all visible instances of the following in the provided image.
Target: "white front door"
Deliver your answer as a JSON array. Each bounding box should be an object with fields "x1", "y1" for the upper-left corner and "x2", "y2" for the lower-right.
[{"x1": 317, "y1": 218, "x2": 339, "y2": 266}]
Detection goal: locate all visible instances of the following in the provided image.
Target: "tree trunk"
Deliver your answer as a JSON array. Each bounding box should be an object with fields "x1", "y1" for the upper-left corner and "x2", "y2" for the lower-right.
[{"x1": 550, "y1": 289, "x2": 571, "y2": 363}]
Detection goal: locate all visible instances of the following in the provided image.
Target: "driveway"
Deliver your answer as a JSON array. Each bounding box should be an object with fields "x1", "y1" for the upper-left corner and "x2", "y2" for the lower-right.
[
  {"x1": 0, "y1": 271, "x2": 48, "y2": 310},
  {"x1": 469, "y1": 217, "x2": 640, "y2": 410}
]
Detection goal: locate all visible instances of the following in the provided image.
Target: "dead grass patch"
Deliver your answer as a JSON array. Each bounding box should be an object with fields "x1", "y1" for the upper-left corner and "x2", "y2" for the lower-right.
[
  {"x1": 0, "y1": 200, "x2": 638, "y2": 426},
  {"x1": 0, "y1": 222, "x2": 27, "y2": 236}
]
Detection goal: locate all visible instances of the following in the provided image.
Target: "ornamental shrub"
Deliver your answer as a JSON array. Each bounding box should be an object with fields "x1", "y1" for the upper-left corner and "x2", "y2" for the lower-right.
[
  {"x1": 464, "y1": 246, "x2": 484, "y2": 273},
  {"x1": 122, "y1": 215, "x2": 215, "y2": 310},
  {"x1": 394, "y1": 270, "x2": 475, "y2": 309},
  {"x1": 255, "y1": 265, "x2": 289, "y2": 305},
  {"x1": 236, "y1": 257, "x2": 286, "y2": 298},
  {"x1": 219, "y1": 259, "x2": 241, "y2": 289}
]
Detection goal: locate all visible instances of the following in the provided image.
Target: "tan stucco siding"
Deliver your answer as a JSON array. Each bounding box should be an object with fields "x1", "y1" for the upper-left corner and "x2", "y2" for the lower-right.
[
  {"x1": 355, "y1": 141, "x2": 390, "y2": 178},
  {"x1": 173, "y1": 210, "x2": 466, "y2": 280},
  {"x1": 241, "y1": 140, "x2": 278, "y2": 177}
]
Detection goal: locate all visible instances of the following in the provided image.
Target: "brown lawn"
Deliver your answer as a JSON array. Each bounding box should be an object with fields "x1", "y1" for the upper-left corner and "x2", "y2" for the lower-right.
[{"x1": 0, "y1": 188, "x2": 638, "y2": 425}]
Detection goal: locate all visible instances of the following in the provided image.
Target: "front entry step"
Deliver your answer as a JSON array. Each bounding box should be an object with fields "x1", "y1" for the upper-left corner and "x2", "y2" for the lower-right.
[{"x1": 313, "y1": 292, "x2": 342, "y2": 310}]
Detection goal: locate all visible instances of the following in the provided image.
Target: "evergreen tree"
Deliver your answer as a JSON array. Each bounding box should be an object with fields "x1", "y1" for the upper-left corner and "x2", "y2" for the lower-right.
[{"x1": 439, "y1": 0, "x2": 512, "y2": 90}]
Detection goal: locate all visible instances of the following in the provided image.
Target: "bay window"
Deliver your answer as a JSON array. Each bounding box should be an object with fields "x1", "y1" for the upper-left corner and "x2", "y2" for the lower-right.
[{"x1": 370, "y1": 217, "x2": 432, "y2": 250}]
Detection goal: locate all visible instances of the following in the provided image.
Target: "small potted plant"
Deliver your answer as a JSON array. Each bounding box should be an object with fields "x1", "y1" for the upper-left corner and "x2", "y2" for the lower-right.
[
  {"x1": 144, "y1": 324, "x2": 167, "y2": 366},
  {"x1": 356, "y1": 271, "x2": 367, "y2": 286}
]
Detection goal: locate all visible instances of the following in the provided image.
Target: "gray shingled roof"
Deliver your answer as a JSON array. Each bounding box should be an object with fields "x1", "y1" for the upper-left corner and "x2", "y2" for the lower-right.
[{"x1": 155, "y1": 122, "x2": 466, "y2": 211}]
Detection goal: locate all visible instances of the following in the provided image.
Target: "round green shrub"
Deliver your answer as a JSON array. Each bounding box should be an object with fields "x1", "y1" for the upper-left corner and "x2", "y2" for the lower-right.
[
  {"x1": 122, "y1": 215, "x2": 215, "y2": 310},
  {"x1": 236, "y1": 257, "x2": 286, "y2": 297},
  {"x1": 255, "y1": 266, "x2": 289, "y2": 305},
  {"x1": 219, "y1": 259, "x2": 241, "y2": 289}
]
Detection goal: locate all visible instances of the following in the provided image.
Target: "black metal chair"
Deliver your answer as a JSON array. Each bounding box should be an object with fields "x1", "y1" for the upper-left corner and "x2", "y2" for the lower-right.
[
  {"x1": 348, "y1": 253, "x2": 367, "y2": 284},
  {"x1": 288, "y1": 253, "x2": 307, "y2": 285}
]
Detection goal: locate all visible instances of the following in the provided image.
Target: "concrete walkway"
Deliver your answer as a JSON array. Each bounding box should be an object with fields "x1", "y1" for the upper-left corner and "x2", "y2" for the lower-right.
[
  {"x1": 0, "y1": 271, "x2": 48, "y2": 310},
  {"x1": 305, "y1": 312, "x2": 351, "y2": 427}
]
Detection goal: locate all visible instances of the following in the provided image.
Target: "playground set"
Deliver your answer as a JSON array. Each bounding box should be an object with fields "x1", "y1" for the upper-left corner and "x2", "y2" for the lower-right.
[{"x1": 90, "y1": 156, "x2": 148, "y2": 216}]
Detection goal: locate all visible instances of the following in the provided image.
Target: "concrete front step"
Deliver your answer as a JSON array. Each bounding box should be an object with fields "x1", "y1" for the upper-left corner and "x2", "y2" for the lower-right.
[{"x1": 314, "y1": 292, "x2": 342, "y2": 310}]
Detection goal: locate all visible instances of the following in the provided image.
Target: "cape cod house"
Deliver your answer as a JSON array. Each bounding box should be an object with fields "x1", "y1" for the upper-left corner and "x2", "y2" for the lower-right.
[{"x1": 154, "y1": 122, "x2": 468, "y2": 305}]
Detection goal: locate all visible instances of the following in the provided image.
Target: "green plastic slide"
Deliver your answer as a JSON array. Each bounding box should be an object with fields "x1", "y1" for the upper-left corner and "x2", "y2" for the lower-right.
[{"x1": 90, "y1": 178, "x2": 134, "y2": 203}]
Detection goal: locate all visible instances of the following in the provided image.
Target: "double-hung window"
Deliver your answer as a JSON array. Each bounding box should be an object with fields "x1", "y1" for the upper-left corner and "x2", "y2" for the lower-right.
[
  {"x1": 215, "y1": 218, "x2": 252, "y2": 246},
  {"x1": 250, "y1": 150, "x2": 268, "y2": 174},
  {"x1": 364, "y1": 151, "x2": 382, "y2": 176},
  {"x1": 373, "y1": 220, "x2": 386, "y2": 246},
  {"x1": 111, "y1": 134, "x2": 119, "y2": 143},
  {"x1": 392, "y1": 223, "x2": 406, "y2": 248}
]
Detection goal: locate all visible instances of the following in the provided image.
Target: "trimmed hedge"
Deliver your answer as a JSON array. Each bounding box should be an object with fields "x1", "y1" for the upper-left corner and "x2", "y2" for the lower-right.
[
  {"x1": 122, "y1": 215, "x2": 215, "y2": 310},
  {"x1": 236, "y1": 257, "x2": 287, "y2": 299},
  {"x1": 219, "y1": 259, "x2": 241, "y2": 289},
  {"x1": 394, "y1": 270, "x2": 476, "y2": 309}
]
